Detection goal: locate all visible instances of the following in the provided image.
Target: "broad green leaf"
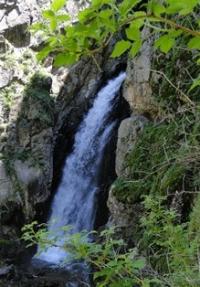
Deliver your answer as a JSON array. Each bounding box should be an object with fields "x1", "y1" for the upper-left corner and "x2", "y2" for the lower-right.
[
  {"x1": 42, "y1": 9, "x2": 55, "y2": 19},
  {"x1": 126, "y1": 26, "x2": 140, "y2": 41},
  {"x1": 51, "y1": 0, "x2": 66, "y2": 12},
  {"x1": 78, "y1": 8, "x2": 95, "y2": 23},
  {"x1": 130, "y1": 38, "x2": 142, "y2": 57},
  {"x1": 56, "y1": 14, "x2": 70, "y2": 22},
  {"x1": 37, "y1": 46, "x2": 53, "y2": 61},
  {"x1": 150, "y1": 2, "x2": 166, "y2": 16},
  {"x1": 154, "y1": 34, "x2": 175, "y2": 53},
  {"x1": 111, "y1": 40, "x2": 131, "y2": 57},
  {"x1": 46, "y1": 36, "x2": 58, "y2": 47},
  {"x1": 131, "y1": 11, "x2": 146, "y2": 28},
  {"x1": 50, "y1": 18, "x2": 57, "y2": 31},
  {"x1": 100, "y1": 15, "x2": 116, "y2": 32},
  {"x1": 168, "y1": 29, "x2": 183, "y2": 38},
  {"x1": 54, "y1": 53, "x2": 77, "y2": 66},
  {"x1": 92, "y1": 0, "x2": 111, "y2": 8},
  {"x1": 99, "y1": 9, "x2": 113, "y2": 20},
  {"x1": 30, "y1": 22, "x2": 48, "y2": 32},
  {"x1": 118, "y1": 0, "x2": 141, "y2": 17},
  {"x1": 166, "y1": 0, "x2": 199, "y2": 15},
  {"x1": 188, "y1": 37, "x2": 200, "y2": 50}
]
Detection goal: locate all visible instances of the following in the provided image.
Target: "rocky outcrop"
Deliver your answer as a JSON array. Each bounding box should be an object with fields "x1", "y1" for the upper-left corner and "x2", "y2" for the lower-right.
[
  {"x1": 123, "y1": 29, "x2": 157, "y2": 118},
  {"x1": 0, "y1": 0, "x2": 47, "y2": 48},
  {"x1": 107, "y1": 30, "x2": 154, "y2": 237},
  {"x1": 115, "y1": 115, "x2": 148, "y2": 177},
  {"x1": 108, "y1": 185, "x2": 144, "y2": 245},
  {"x1": 108, "y1": 116, "x2": 147, "y2": 242},
  {"x1": 0, "y1": 74, "x2": 54, "y2": 261}
]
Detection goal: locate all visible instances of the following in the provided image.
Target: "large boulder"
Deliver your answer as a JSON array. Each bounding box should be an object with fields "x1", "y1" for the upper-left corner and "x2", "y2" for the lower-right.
[
  {"x1": 115, "y1": 115, "x2": 148, "y2": 177},
  {"x1": 123, "y1": 29, "x2": 157, "y2": 117}
]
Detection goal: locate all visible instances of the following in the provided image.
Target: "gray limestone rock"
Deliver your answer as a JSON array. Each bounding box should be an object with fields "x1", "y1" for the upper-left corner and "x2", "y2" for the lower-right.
[{"x1": 115, "y1": 115, "x2": 148, "y2": 177}]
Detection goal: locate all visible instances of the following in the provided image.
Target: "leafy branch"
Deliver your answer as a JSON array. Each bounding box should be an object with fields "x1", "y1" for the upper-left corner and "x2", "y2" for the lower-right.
[{"x1": 30, "y1": 0, "x2": 200, "y2": 89}]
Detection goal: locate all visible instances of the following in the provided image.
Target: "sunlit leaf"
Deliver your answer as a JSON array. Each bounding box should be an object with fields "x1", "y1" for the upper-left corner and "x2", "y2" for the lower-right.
[
  {"x1": 50, "y1": 18, "x2": 57, "y2": 31},
  {"x1": 111, "y1": 40, "x2": 131, "y2": 57},
  {"x1": 56, "y1": 14, "x2": 70, "y2": 22},
  {"x1": 149, "y1": 1, "x2": 166, "y2": 16},
  {"x1": 118, "y1": 0, "x2": 142, "y2": 17},
  {"x1": 37, "y1": 46, "x2": 53, "y2": 61},
  {"x1": 42, "y1": 9, "x2": 55, "y2": 19},
  {"x1": 188, "y1": 37, "x2": 200, "y2": 50},
  {"x1": 51, "y1": 0, "x2": 66, "y2": 12},
  {"x1": 166, "y1": 0, "x2": 199, "y2": 15},
  {"x1": 154, "y1": 34, "x2": 175, "y2": 53},
  {"x1": 54, "y1": 52, "x2": 77, "y2": 66},
  {"x1": 126, "y1": 26, "x2": 140, "y2": 41},
  {"x1": 130, "y1": 38, "x2": 142, "y2": 56}
]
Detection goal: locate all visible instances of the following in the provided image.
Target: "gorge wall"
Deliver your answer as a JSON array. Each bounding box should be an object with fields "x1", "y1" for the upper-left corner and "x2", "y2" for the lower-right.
[{"x1": 1, "y1": 1, "x2": 200, "y2": 286}]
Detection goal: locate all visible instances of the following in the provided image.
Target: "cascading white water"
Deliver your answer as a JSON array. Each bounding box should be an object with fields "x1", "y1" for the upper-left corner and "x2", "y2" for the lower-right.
[{"x1": 36, "y1": 72, "x2": 126, "y2": 265}]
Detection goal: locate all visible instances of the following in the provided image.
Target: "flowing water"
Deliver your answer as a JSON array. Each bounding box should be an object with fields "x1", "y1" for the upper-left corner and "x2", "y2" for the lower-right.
[{"x1": 36, "y1": 72, "x2": 126, "y2": 265}]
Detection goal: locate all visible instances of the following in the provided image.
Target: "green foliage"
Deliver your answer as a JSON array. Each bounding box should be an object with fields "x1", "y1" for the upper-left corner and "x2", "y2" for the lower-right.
[
  {"x1": 113, "y1": 109, "x2": 200, "y2": 204},
  {"x1": 0, "y1": 86, "x2": 15, "y2": 110},
  {"x1": 19, "y1": 73, "x2": 54, "y2": 127},
  {"x1": 140, "y1": 195, "x2": 200, "y2": 286},
  {"x1": 22, "y1": 224, "x2": 160, "y2": 287},
  {"x1": 31, "y1": 0, "x2": 200, "y2": 86},
  {"x1": 111, "y1": 40, "x2": 131, "y2": 57}
]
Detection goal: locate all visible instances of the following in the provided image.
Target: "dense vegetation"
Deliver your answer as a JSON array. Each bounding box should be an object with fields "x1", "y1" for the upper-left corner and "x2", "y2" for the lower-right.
[{"x1": 22, "y1": 0, "x2": 200, "y2": 286}]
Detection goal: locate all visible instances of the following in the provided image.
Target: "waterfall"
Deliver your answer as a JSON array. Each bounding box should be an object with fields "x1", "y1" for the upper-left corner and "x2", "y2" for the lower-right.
[{"x1": 36, "y1": 72, "x2": 126, "y2": 265}]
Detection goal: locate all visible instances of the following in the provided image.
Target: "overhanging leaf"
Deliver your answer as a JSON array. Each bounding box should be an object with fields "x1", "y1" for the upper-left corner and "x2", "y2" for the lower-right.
[
  {"x1": 56, "y1": 14, "x2": 70, "y2": 22},
  {"x1": 154, "y1": 34, "x2": 175, "y2": 53},
  {"x1": 188, "y1": 37, "x2": 200, "y2": 50},
  {"x1": 126, "y1": 26, "x2": 140, "y2": 41},
  {"x1": 111, "y1": 40, "x2": 131, "y2": 57},
  {"x1": 54, "y1": 52, "x2": 77, "y2": 66},
  {"x1": 42, "y1": 10, "x2": 55, "y2": 19},
  {"x1": 51, "y1": 0, "x2": 66, "y2": 12},
  {"x1": 37, "y1": 46, "x2": 53, "y2": 61},
  {"x1": 130, "y1": 38, "x2": 142, "y2": 57}
]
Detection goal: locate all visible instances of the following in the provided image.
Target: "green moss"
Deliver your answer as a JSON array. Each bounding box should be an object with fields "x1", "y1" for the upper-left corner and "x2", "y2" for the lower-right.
[{"x1": 19, "y1": 72, "x2": 54, "y2": 127}]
